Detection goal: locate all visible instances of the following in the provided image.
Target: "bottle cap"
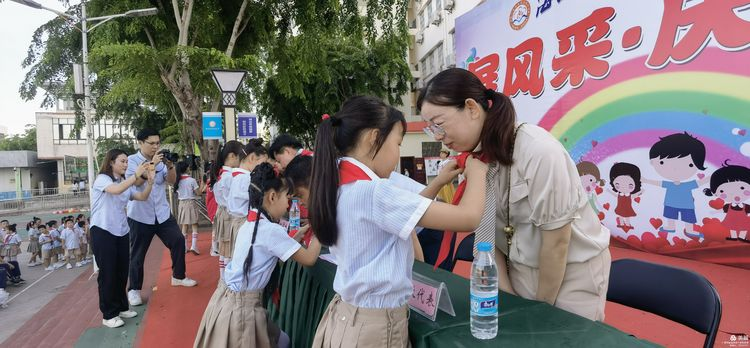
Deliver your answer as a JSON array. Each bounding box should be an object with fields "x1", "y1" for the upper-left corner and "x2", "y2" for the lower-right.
[{"x1": 477, "y1": 242, "x2": 492, "y2": 252}]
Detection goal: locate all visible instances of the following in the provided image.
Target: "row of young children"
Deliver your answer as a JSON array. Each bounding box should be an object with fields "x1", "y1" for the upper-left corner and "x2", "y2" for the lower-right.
[
  {"x1": 193, "y1": 96, "x2": 487, "y2": 348},
  {"x1": 16, "y1": 216, "x2": 92, "y2": 271}
]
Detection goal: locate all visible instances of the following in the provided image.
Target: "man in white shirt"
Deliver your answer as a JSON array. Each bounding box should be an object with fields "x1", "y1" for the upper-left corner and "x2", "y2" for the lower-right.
[{"x1": 126, "y1": 129, "x2": 197, "y2": 307}]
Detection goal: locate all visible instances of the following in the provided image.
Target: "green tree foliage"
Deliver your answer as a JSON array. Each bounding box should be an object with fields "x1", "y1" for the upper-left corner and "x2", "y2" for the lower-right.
[
  {"x1": 20, "y1": 0, "x2": 411, "y2": 153},
  {"x1": 0, "y1": 126, "x2": 37, "y2": 151}
]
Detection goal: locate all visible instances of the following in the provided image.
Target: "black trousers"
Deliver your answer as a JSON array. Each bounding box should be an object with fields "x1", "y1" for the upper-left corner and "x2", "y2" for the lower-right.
[
  {"x1": 128, "y1": 216, "x2": 186, "y2": 291},
  {"x1": 91, "y1": 226, "x2": 129, "y2": 320},
  {"x1": 6, "y1": 261, "x2": 21, "y2": 278}
]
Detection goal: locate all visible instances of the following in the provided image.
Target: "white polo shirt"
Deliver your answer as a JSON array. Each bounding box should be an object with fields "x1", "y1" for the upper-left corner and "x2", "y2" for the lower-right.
[
  {"x1": 213, "y1": 167, "x2": 233, "y2": 208},
  {"x1": 331, "y1": 157, "x2": 432, "y2": 309},
  {"x1": 177, "y1": 176, "x2": 199, "y2": 200},
  {"x1": 61, "y1": 228, "x2": 80, "y2": 250},
  {"x1": 226, "y1": 168, "x2": 252, "y2": 217},
  {"x1": 91, "y1": 174, "x2": 135, "y2": 237}
]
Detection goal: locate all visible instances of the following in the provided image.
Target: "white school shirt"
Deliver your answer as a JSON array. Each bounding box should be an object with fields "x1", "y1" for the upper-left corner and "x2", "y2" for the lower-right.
[
  {"x1": 4, "y1": 233, "x2": 21, "y2": 246},
  {"x1": 50, "y1": 229, "x2": 62, "y2": 248},
  {"x1": 331, "y1": 157, "x2": 432, "y2": 309},
  {"x1": 224, "y1": 213, "x2": 301, "y2": 292},
  {"x1": 213, "y1": 167, "x2": 233, "y2": 208},
  {"x1": 226, "y1": 168, "x2": 252, "y2": 217},
  {"x1": 39, "y1": 234, "x2": 53, "y2": 251},
  {"x1": 28, "y1": 228, "x2": 40, "y2": 240},
  {"x1": 91, "y1": 174, "x2": 136, "y2": 237},
  {"x1": 177, "y1": 176, "x2": 199, "y2": 200},
  {"x1": 61, "y1": 228, "x2": 80, "y2": 250}
]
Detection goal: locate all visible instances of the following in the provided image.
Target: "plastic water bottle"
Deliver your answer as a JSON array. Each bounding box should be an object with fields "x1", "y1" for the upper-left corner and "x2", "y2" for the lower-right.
[
  {"x1": 470, "y1": 242, "x2": 498, "y2": 339},
  {"x1": 289, "y1": 199, "x2": 301, "y2": 236}
]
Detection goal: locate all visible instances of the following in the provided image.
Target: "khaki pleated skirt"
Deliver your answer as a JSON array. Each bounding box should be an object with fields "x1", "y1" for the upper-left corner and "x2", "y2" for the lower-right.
[
  {"x1": 214, "y1": 206, "x2": 231, "y2": 256},
  {"x1": 312, "y1": 294, "x2": 411, "y2": 348},
  {"x1": 178, "y1": 199, "x2": 200, "y2": 225},
  {"x1": 220, "y1": 215, "x2": 246, "y2": 258},
  {"x1": 27, "y1": 238, "x2": 40, "y2": 254},
  {"x1": 194, "y1": 282, "x2": 280, "y2": 348}
]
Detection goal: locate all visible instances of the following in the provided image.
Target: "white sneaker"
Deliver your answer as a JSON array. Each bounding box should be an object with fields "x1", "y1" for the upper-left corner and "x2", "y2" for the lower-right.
[
  {"x1": 66, "y1": 264, "x2": 73, "y2": 269},
  {"x1": 0, "y1": 289, "x2": 9, "y2": 307},
  {"x1": 119, "y1": 310, "x2": 138, "y2": 319},
  {"x1": 210, "y1": 249, "x2": 219, "y2": 257},
  {"x1": 75, "y1": 262, "x2": 83, "y2": 267},
  {"x1": 45, "y1": 266, "x2": 55, "y2": 271},
  {"x1": 28, "y1": 262, "x2": 37, "y2": 267},
  {"x1": 128, "y1": 290, "x2": 142, "y2": 306},
  {"x1": 102, "y1": 317, "x2": 125, "y2": 328},
  {"x1": 171, "y1": 277, "x2": 198, "y2": 287}
]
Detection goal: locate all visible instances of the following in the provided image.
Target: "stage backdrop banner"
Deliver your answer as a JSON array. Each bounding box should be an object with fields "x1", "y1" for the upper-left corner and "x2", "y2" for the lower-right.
[{"x1": 455, "y1": 0, "x2": 750, "y2": 269}]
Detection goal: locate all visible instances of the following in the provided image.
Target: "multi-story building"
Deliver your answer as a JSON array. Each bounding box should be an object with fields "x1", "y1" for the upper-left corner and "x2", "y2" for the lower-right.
[
  {"x1": 36, "y1": 100, "x2": 133, "y2": 191},
  {"x1": 398, "y1": 0, "x2": 483, "y2": 183}
]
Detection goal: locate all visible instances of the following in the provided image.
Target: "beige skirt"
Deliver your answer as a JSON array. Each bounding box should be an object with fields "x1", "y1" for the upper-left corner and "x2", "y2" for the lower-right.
[
  {"x1": 220, "y1": 216, "x2": 247, "y2": 258},
  {"x1": 213, "y1": 206, "x2": 230, "y2": 252},
  {"x1": 194, "y1": 282, "x2": 280, "y2": 348},
  {"x1": 178, "y1": 199, "x2": 200, "y2": 225},
  {"x1": 27, "y1": 238, "x2": 40, "y2": 254},
  {"x1": 312, "y1": 294, "x2": 411, "y2": 348},
  {"x1": 508, "y1": 248, "x2": 611, "y2": 321}
]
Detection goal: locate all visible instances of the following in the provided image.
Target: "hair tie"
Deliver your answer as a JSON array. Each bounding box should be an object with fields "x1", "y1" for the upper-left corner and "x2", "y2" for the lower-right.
[
  {"x1": 249, "y1": 183, "x2": 262, "y2": 192},
  {"x1": 484, "y1": 88, "x2": 495, "y2": 100},
  {"x1": 321, "y1": 114, "x2": 330, "y2": 120}
]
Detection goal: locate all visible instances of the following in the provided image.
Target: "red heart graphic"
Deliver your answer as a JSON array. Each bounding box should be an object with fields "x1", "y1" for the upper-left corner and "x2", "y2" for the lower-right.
[
  {"x1": 649, "y1": 218, "x2": 663, "y2": 229},
  {"x1": 634, "y1": 197, "x2": 641, "y2": 203},
  {"x1": 740, "y1": 129, "x2": 747, "y2": 136},
  {"x1": 697, "y1": 173, "x2": 705, "y2": 179},
  {"x1": 603, "y1": 203, "x2": 610, "y2": 210},
  {"x1": 597, "y1": 212, "x2": 605, "y2": 221},
  {"x1": 595, "y1": 186, "x2": 603, "y2": 195},
  {"x1": 709, "y1": 198, "x2": 725, "y2": 210},
  {"x1": 591, "y1": 140, "x2": 598, "y2": 147}
]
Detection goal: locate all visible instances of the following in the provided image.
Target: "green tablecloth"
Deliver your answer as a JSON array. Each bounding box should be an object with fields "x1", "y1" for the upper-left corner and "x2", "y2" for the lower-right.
[{"x1": 268, "y1": 258, "x2": 660, "y2": 348}]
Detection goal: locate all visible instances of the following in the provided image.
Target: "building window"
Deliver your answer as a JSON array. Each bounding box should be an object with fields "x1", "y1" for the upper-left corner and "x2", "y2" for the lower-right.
[
  {"x1": 436, "y1": 0, "x2": 443, "y2": 12},
  {"x1": 52, "y1": 118, "x2": 85, "y2": 145},
  {"x1": 436, "y1": 43, "x2": 444, "y2": 70},
  {"x1": 427, "y1": 0, "x2": 434, "y2": 22},
  {"x1": 421, "y1": 10, "x2": 429, "y2": 30}
]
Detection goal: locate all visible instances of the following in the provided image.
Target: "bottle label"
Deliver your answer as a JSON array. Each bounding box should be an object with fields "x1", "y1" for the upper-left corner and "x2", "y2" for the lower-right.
[{"x1": 470, "y1": 291, "x2": 498, "y2": 316}]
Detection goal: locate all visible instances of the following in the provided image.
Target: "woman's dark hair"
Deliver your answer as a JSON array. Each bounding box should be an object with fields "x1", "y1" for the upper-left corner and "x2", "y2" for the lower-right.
[
  {"x1": 99, "y1": 149, "x2": 129, "y2": 181},
  {"x1": 174, "y1": 161, "x2": 191, "y2": 193},
  {"x1": 244, "y1": 138, "x2": 268, "y2": 158},
  {"x1": 242, "y1": 162, "x2": 290, "y2": 286},
  {"x1": 209, "y1": 140, "x2": 244, "y2": 190},
  {"x1": 609, "y1": 162, "x2": 642, "y2": 194},
  {"x1": 285, "y1": 155, "x2": 313, "y2": 191},
  {"x1": 417, "y1": 68, "x2": 517, "y2": 165},
  {"x1": 310, "y1": 96, "x2": 406, "y2": 246},
  {"x1": 269, "y1": 134, "x2": 303, "y2": 160},
  {"x1": 704, "y1": 161, "x2": 750, "y2": 196}
]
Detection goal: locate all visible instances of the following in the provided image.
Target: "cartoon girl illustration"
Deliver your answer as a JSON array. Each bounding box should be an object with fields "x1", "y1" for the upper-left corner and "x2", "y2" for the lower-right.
[
  {"x1": 703, "y1": 162, "x2": 750, "y2": 243},
  {"x1": 577, "y1": 161, "x2": 606, "y2": 220},
  {"x1": 607, "y1": 162, "x2": 643, "y2": 231}
]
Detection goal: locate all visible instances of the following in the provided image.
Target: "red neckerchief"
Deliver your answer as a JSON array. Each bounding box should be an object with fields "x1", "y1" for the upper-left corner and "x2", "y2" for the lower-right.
[
  {"x1": 246, "y1": 210, "x2": 268, "y2": 222},
  {"x1": 232, "y1": 170, "x2": 249, "y2": 178},
  {"x1": 300, "y1": 149, "x2": 314, "y2": 157},
  {"x1": 339, "y1": 160, "x2": 373, "y2": 186},
  {"x1": 180, "y1": 174, "x2": 190, "y2": 179},
  {"x1": 434, "y1": 152, "x2": 490, "y2": 269}
]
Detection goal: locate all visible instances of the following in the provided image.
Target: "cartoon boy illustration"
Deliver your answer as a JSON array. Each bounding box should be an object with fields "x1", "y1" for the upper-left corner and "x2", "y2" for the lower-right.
[{"x1": 643, "y1": 132, "x2": 709, "y2": 244}]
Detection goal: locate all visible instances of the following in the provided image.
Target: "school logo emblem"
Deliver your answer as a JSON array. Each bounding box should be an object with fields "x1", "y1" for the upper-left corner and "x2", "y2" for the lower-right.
[{"x1": 509, "y1": 0, "x2": 531, "y2": 31}]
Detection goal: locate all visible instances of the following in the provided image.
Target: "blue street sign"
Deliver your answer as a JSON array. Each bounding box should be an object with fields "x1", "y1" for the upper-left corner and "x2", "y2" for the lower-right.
[
  {"x1": 238, "y1": 113, "x2": 258, "y2": 139},
  {"x1": 202, "y1": 112, "x2": 223, "y2": 140}
]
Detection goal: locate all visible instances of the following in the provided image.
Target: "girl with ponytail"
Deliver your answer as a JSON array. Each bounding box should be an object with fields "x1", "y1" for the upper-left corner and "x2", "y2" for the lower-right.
[
  {"x1": 195, "y1": 163, "x2": 320, "y2": 348},
  {"x1": 175, "y1": 161, "x2": 205, "y2": 254},
  {"x1": 417, "y1": 68, "x2": 611, "y2": 321},
  {"x1": 310, "y1": 96, "x2": 488, "y2": 347},
  {"x1": 210, "y1": 140, "x2": 244, "y2": 278}
]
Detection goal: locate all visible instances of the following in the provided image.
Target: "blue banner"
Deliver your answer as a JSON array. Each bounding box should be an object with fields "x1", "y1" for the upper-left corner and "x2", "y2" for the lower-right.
[
  {"x1": 202, "y1": 112, "x2": 223, "y2": 140},
  {"x1": 238, "y1": 113, "x2": 258, "y2": 139}
]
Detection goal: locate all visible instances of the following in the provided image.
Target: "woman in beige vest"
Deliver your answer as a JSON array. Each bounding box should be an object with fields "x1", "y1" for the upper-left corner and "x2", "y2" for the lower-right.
[{"x1": 417, "y1": 68, "x2": 611, "y2": 321}]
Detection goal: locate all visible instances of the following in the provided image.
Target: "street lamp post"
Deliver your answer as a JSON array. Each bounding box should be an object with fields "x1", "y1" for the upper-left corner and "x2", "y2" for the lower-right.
[
  {"x1": 10, "y1": 0, "x2": 158, "y2": 205},
  {"x1": 210, "y1": 69, "x2": 248, "y2": 141}
]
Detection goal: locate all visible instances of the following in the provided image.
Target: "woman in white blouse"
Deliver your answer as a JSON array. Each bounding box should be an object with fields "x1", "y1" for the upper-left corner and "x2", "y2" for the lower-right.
[
  {"x1": 417, "y1": 68, "x2": 611, "y2": 321},
  {"x1": 91, "y1": 149, "x2": 155, "y2": 328}
]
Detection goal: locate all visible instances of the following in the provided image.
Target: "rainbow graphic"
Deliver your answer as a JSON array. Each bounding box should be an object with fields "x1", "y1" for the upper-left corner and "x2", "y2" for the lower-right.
[{"x1": 538, "y1": 48, "x2": 750, "y2": 168}]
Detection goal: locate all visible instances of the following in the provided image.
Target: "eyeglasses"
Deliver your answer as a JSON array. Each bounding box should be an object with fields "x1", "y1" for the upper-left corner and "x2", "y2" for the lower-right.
[
  {"x1": 423, "y1": 121, "x2": 446, "y2": 138},
  {"x1": 144, "y1": 140, "x2": 161, "y2": 146}
]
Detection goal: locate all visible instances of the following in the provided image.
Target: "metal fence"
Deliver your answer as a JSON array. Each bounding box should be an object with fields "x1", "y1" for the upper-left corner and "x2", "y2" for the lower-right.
[{"x1": 0, "y1": 192, "x2": 90, "y2": 214}]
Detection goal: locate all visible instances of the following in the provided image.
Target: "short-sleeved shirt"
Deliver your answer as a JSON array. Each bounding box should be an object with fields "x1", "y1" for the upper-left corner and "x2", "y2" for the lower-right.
[
  {"x1": 39, "y1": 234, "x2": 53, "y2": 251},
  {"x1": 91, "y1": 174, "x2": 135, "y2": 237},
  {"x1": 50, "y1": 229, "x2": 62, "y2": 248},
  {"x1": 177, "y1": 176, "x2": 199, "y2": 200},
  {"x1": 126, "y1": 151, "x2": 171, "y2": 225},
  {"x1": 61, "y1": 228, "x2": 80, "y2": 250},
  {"x1": 213, "y1": 167, "x2": 233, "y2": 208},
  {"x1": 227, "y1": 168, "x2": 252, "y2": 217},
  {"x1": 4, "y1": 233, "x2": 20, "y2": 246},
  {"x1": 494, "y1": 124, "x2": 610, "y2": 268},
  {"x1": 28, "y1": 228, "x2": 40, "y2": 240},
  {"x1": 662, "y1": 180, "x2": 698, "y2": 209},
  {"x1": 224, "y1": 214, "x2": 301, "y2": 292},
  {"x1": 331, "y1": 157, "x2": 432, "y2": 309}
]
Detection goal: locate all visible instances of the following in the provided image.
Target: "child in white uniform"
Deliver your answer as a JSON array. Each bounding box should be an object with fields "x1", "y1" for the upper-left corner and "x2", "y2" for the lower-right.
[
  {"x1": 209, "y1": 140, "x2": 244, "y2": 279},
  {"x1": 175, "y1": 161, "x2": 205, "y2": 254},
  {"x1": 195, "y1": 163, "x2": 321, "y2": 348},
  {"x1": 61, "y1": 219, "x2": 82, "y2": 269},
  {"x1": 38, "y1": 225, "x2": 60, "y2": 271},
  {"x1": 309, "y1": 96, "x2": 488, "y2": 348}
]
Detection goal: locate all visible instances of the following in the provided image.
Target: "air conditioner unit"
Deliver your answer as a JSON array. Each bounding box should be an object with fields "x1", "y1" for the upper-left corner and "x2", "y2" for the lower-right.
[
  {"x1": 445, "y1": 0, "x2": 455, "y2": 11},
  {"x1": 416, "y1": 33, "x2": 424, "y2": 43},
  {"x1": 432, "y1": 12, "x2": 442, "y2": 25}
]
